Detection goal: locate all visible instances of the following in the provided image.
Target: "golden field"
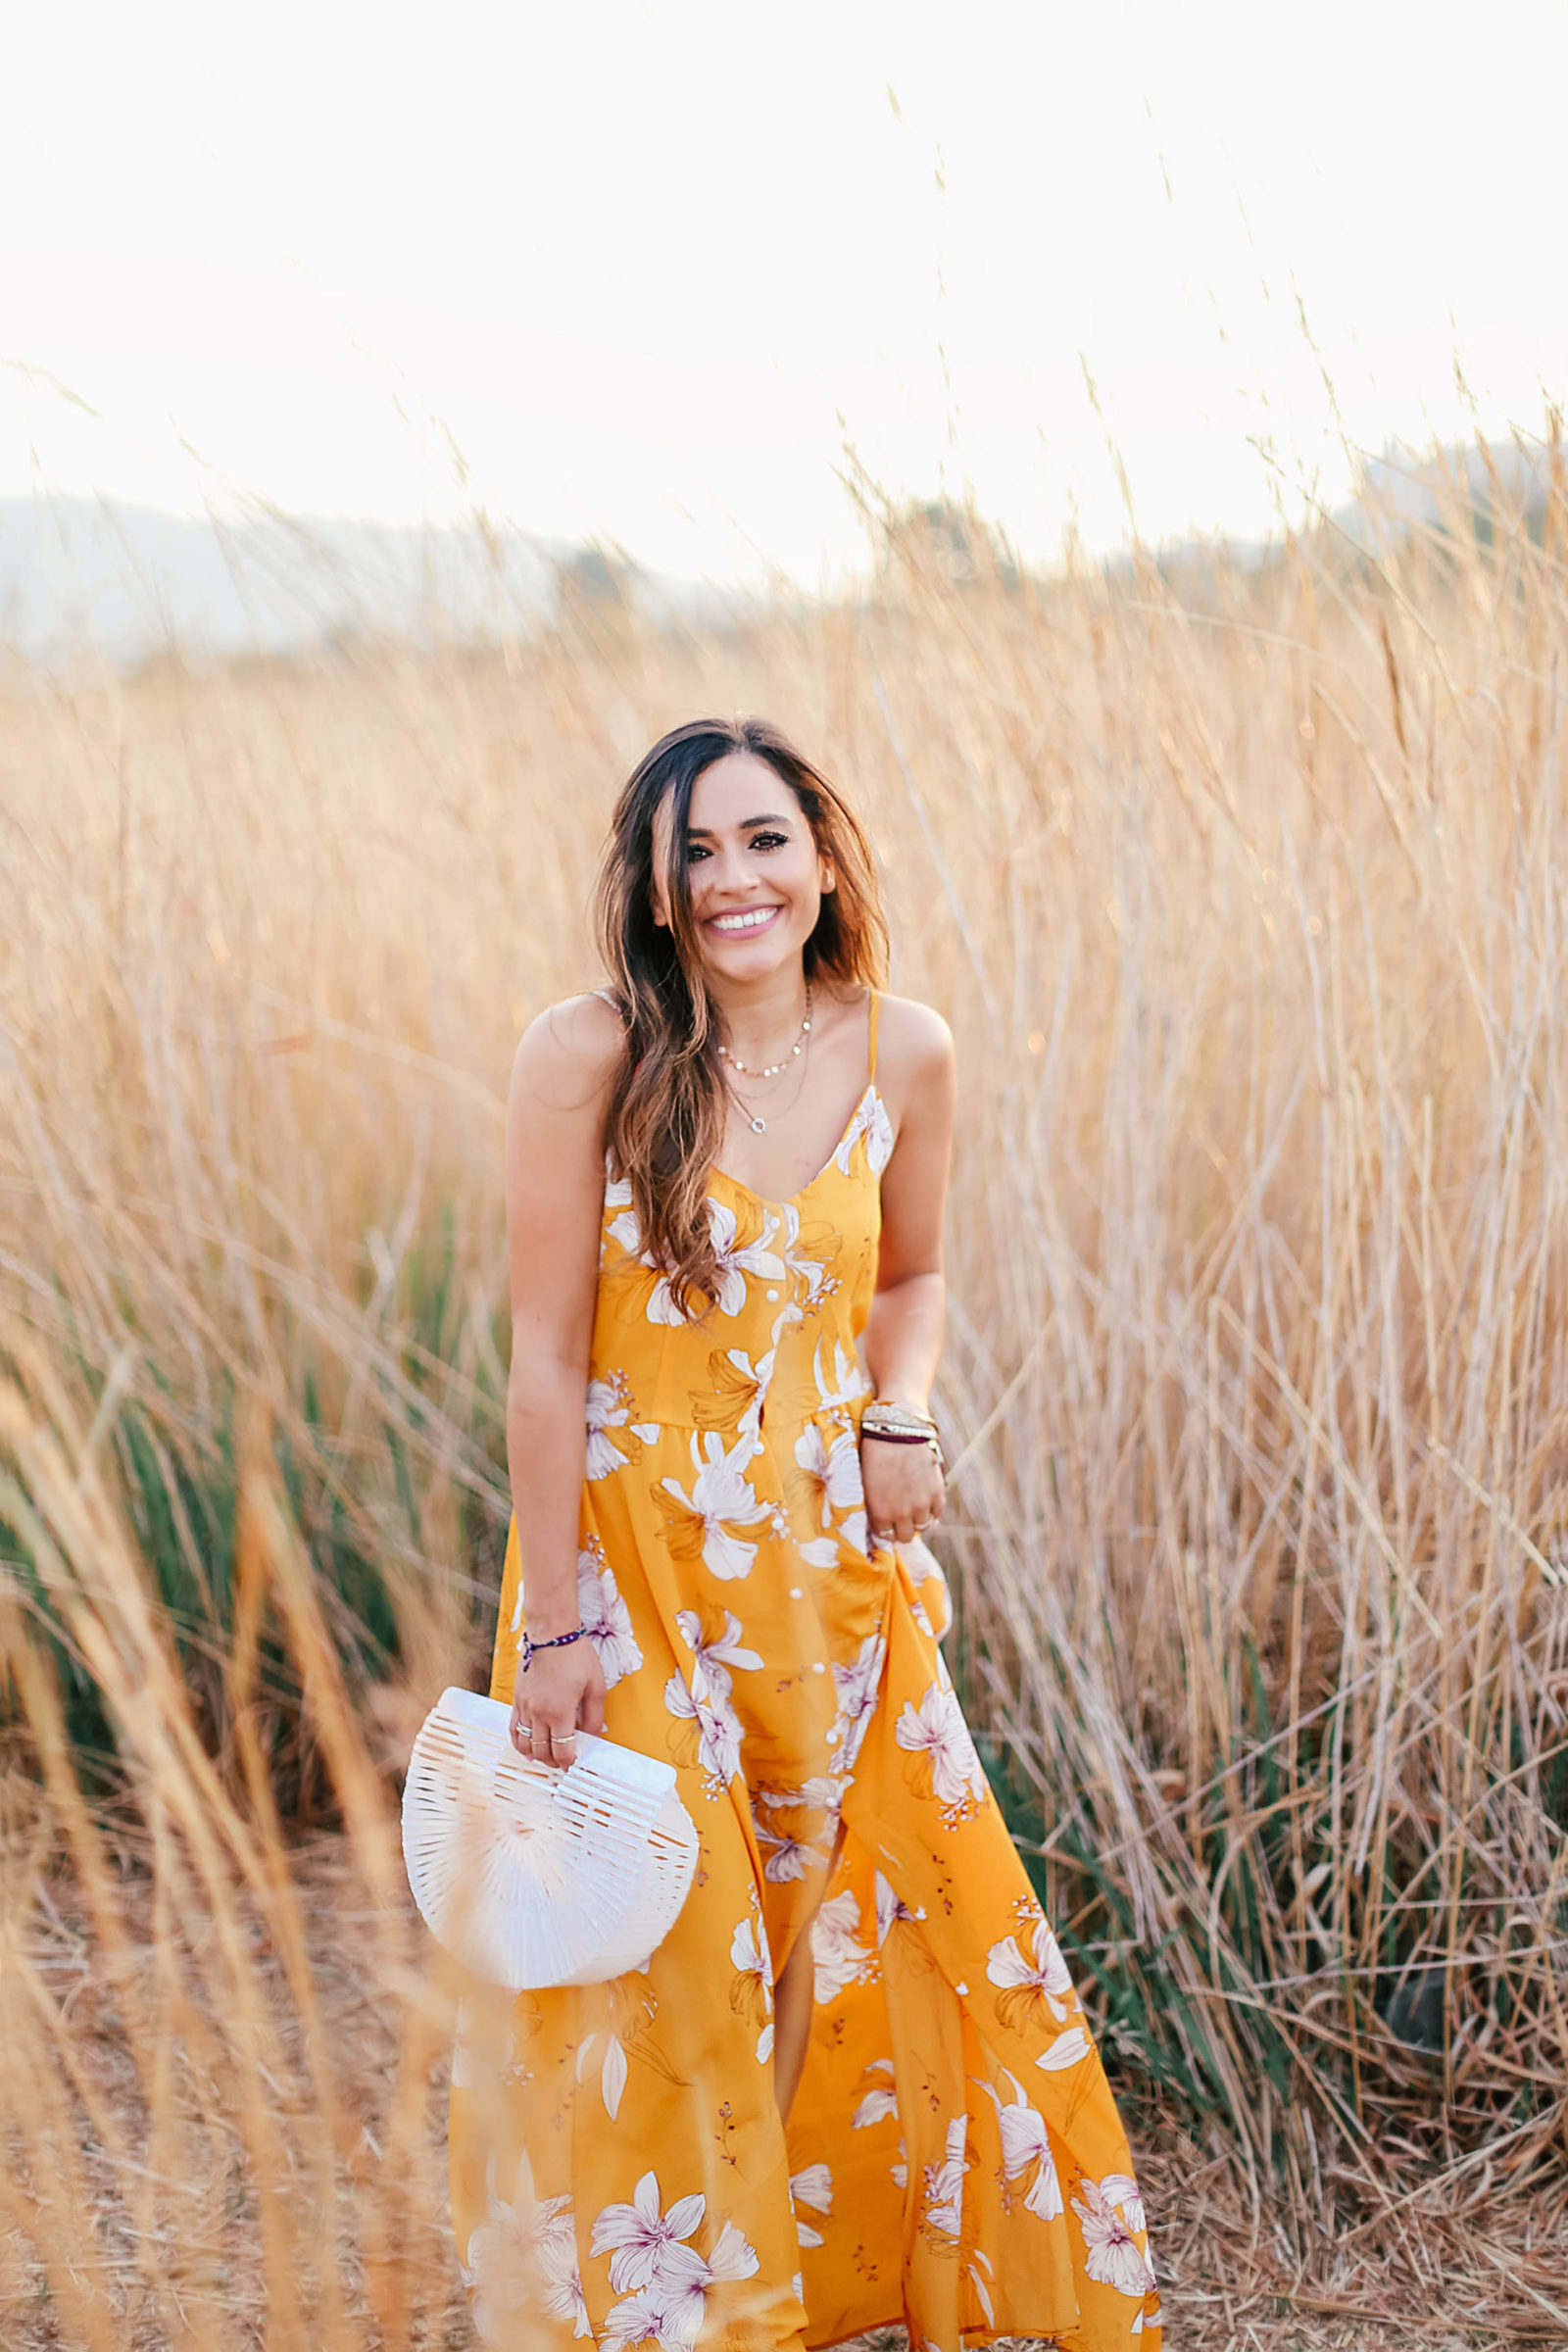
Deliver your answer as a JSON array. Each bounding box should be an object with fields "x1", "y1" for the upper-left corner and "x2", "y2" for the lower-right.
[{"x1": 3, "y1": 459, "x2": 1568, "y2": 2344}]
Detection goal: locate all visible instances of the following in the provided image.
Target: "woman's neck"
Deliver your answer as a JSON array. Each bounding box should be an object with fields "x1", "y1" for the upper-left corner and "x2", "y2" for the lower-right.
[{"x1": 710, "y1": 962, "x2": 812, "y2": 1058}]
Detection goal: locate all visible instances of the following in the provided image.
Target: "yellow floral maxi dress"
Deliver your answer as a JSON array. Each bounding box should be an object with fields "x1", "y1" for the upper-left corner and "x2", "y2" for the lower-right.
[{"x1": 449, "y1": 996, "x2": 1161, "y2": 2350}]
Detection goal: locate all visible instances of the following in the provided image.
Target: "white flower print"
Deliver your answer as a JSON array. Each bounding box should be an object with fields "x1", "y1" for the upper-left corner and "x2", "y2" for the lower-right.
[
  {"x1": 792, "y1": 1420, "x2": 864, "y2": 1529},
  {"x1": 1101, "y1": 2171, "x2": 1147, "y2": 2234},
  {"x1": 601, "y1": 2216, "x2": 760, "y2": 2348},
  {"x1": 895, "y1": 1678, "x2": 988, "y2": 1821},
  {"x1": 655, "y1": 1432, "x2": 772, "y2": 1580},
  {"x1": 968, "y1": 2247, "x2": 997, "y2": 2328},
  {"x1": 463, "y1": 2154, "x2": 589, "y2": 2342},
  {"x1": 585, "y1": 1370, "x2": 637, "y2": 1481},
  {"x1": 729, "y1": 1912, "x2": 775, "y2": 2063},
  {"x1": 578, "y1": 1551, "x2": 644, "y2": 1690},
  {"x1": 919, "y1": 2116, "x2": 970, "y2": 2246},
  {"x1": 985, "y1": 1914, "x2": 1075, "y2": 2034},
  {"x1": 647, "y1": 1198, "x2": 783, "y2": 1323},
  {"x1": 778, "y1": 1204, "x2": 838, "y2": 1305},
  {"x1": 1035, "y1": 2024, "x2": 1093, "y2": 2074},
  {"x1": 832, "y1": 1634, "x2": 886, "y2": 1773},
  {"x1": 790, "y1": 2162, "x2": 833, "y2": 2248},
  {"x1": 589, "y1": 2170, "x2": 706, "y2": 2296},
  {"x1": 602, "y1": 1173, "x2": 639, "y2": 1255},
  {"x1": 663, "y1": 1672, "x2": 741, "y2": 1796},
  {"x1": 973, "y1": 2069, "x2": 1064, "y2": 2220},
  {"x1": 874, "y1": 1871, "x2": 924, "y2": 1943},
  {"x1": 756, "y1": 1817, "x2": 831, "y2": 1883},
  {"x1": 1070, "y1": 2175, "x2": 1157, "y2": 2300},
  {"x1": 674, "y1": 1607, "x2": 763, "y2": 1698},
  {"x1": 811, "y1": 1887, "x2": 875, "y2": 2006},
  {"x1": 853, "y1": 2056, "x2": 899, "y2": 2130},
  {"x1": 576, "y1": 2027, "x2": 631, "y2": 2121},
  {"x1": 756, "y1": 1774, "x2": 844, "y2": 1817},
  {"x1": 813, "y1": 1334, "x2": 869, "y2": 1411},
  {"x1": 832, "y1": 1085, "x2": 895, "y2": 1177},
  {"x1": 695, "y1": 1344, "x2": 774, "y2": 1451}
]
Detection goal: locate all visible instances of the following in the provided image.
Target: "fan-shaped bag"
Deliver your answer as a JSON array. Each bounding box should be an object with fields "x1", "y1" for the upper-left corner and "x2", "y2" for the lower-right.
[{"x1": 401, "y1": 1686, "x2": 699, "y2": 1989}]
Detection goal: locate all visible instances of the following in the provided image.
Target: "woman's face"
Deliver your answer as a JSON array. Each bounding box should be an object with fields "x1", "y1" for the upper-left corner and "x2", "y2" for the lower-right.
[{"x1": 651, "y1": 752, "x2": 834, "y2": 983}]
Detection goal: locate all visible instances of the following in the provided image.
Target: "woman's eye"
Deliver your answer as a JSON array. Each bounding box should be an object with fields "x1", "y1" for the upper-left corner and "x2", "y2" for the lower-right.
[
  {"x1": 749, "y1": 831, "x2": 788, "y2": 852},
  {"x1": 686, "y1": 842, "x2": 711, "y2": 861}
]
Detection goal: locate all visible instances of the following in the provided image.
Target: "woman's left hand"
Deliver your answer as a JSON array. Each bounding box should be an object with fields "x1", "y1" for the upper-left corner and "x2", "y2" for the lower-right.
[{"x1": 861, "y1": 1435, "x2": 945, "y2": 1549}]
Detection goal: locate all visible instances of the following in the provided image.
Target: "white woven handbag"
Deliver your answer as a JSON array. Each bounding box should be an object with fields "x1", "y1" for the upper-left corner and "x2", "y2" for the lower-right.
[{"x1": 401, "y1": 1687, "x2": 699, "y2": 1990}]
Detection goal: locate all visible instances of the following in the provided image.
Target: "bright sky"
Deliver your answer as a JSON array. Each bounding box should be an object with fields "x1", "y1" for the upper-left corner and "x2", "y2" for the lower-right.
[{"x1": 4, "y1": 0, "x2": 1564, "y2": 587}]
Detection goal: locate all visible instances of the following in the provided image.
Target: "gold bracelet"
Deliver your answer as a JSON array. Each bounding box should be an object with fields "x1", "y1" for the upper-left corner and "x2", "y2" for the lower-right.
[{"x1": 862, "y1": 1400, "x2": 938, "y2": 1436}]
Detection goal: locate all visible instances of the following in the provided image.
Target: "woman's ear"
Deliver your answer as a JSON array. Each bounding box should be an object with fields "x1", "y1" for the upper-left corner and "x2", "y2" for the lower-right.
[{"x1": 818, "y1": 853, "x2": 837, "y2": 895}]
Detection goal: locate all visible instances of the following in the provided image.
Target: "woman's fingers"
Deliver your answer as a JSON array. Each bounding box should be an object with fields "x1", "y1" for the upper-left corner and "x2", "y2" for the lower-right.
[
  {"x1": 512, "y1": 1647, "x2": 606, "y2": 1766},
  {"x1": 511, "y1": 1702, "x2": 578, "y2": 1767}
]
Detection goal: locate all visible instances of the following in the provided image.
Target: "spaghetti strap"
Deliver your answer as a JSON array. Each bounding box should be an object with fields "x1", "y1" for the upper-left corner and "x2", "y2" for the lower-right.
[{"x1": 866, "y1": 985, "x2": 881, "y2": 1081}]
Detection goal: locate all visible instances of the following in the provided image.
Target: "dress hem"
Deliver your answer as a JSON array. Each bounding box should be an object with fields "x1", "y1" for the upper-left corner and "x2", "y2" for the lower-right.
[{"x1": 807, "y1": 2324, "x2": 1077, "y2": 2351}]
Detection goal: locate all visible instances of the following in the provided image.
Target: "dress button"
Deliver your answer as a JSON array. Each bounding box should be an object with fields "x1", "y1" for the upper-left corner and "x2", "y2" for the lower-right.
[
  {"x1": 811, "y1": 1660, "x2": 826, "y2": 1676},
  {"x1": 825, "y1": 1727, "x2": 841, "y2": 1745},
  {"x1": 790, "y1": 1587, "x2": 803, "y2": 1600},
  {"x1": 765, "y1": 1288, "x2": 779, "y2": 1301}
]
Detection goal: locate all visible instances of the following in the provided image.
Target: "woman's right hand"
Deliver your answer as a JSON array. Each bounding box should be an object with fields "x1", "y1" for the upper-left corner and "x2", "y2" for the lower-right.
[{"x1": 511, "y1": 1634, "x2": 607, "y2": 1770}]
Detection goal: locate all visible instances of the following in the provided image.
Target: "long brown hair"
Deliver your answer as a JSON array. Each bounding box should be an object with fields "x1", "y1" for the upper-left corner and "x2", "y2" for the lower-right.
[{"x1": 594, "y1": 717, "x2": 887, "y2": 1317}]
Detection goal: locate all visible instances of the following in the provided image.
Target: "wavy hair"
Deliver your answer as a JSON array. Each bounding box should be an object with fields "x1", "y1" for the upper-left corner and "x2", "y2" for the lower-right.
[{"x1": 594, "y1": 717, "x2": 887, "y2": 1318}]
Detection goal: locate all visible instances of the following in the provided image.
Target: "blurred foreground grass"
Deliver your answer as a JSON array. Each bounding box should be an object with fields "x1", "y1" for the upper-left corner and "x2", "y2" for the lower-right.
[{"x1": 4, "y1": 456, "x2": 1568, "y2": 2337}]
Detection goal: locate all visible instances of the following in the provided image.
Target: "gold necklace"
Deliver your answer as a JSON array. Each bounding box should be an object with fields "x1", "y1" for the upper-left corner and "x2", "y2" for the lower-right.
[
  {"x1": 725, "y1": 1014, "x2": 812, "y2": 1136},
  {"x1": 718, "y1": 984, "x2": 812, "y2": 1081}
]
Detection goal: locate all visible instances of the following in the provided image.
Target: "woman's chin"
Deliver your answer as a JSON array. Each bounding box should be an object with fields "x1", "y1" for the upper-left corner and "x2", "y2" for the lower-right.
[{"x1": 698, "y1": 928, "x2": 806, "y2": 981}]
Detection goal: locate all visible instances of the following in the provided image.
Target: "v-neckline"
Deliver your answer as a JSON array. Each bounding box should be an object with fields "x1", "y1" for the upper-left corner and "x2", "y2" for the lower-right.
[{"x1": 712, "y1": 1081, "x2": 878, "y2": 1211}]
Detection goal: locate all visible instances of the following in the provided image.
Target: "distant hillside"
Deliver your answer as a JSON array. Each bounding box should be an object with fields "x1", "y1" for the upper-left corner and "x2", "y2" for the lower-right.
[
  {"x1": 1339, "y1": 438, "x2": 1560, "y2": 553},
  {"x1": 0, "y1": 498, "x2": 714, "y2": 665}
]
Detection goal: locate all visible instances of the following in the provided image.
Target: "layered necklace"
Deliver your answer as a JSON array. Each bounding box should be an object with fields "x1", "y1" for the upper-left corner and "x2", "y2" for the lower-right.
[{"x1": 718, "y1": 984, "x2": 812, "y2": 1134}]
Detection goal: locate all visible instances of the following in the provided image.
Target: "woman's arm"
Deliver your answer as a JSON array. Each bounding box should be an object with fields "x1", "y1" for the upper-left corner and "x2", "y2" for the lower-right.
[
  {"x1": 502, "y1": 993, "x2": 622, "y2": 1765},
  {"x1": 861, "y1": 997, "x2": 956, "y2": 1544}
]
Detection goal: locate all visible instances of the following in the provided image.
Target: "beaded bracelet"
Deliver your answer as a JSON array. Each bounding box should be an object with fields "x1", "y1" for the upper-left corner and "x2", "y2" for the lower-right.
[
  {"x1": 520, "y1": 1625, "x2": 589, "y2": 1673},
  {"x1": 859, "y1": 1403, "x2": 945, "y2": 1473}
]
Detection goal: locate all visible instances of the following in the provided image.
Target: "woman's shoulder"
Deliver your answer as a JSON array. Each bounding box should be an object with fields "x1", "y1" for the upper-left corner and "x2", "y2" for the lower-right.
[
  {"x1": 872, "y1": 987, "x2": 955, "y2": 1081},
  {"x1": 511, "y1": 991, "x2": 626, "y2": 1108}
]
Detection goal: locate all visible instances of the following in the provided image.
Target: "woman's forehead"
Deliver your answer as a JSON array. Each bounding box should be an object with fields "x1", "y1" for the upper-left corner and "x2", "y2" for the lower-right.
[{"x1": 685, "y1": 753, "x2": 798, "y2": 831}]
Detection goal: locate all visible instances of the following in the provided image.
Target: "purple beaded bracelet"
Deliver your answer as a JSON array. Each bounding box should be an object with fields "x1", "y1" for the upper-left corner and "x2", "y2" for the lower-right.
[{"x1": 520, "y1": 1625, "x2": 589, "y2": 1674}]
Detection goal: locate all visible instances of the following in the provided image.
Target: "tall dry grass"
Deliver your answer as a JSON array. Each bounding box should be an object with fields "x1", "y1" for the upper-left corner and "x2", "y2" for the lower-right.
[{"x1": 4, "y1": 449, "x2": 1568, "y2": 2336}]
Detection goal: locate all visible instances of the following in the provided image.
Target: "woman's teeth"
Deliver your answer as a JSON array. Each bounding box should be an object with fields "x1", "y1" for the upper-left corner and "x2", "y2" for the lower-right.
[{"x1": 710, "y1": 906, "x2": 780, "y2": 933}]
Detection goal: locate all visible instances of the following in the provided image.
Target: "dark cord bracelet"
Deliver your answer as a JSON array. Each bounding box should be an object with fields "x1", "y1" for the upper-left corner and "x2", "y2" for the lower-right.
[{"x1": 520, "y1": 1625, "x2": 588, "y2": 1674}]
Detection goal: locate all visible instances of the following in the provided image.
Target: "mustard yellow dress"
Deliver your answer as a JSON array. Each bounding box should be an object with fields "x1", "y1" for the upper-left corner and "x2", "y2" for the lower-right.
[{"x1": 449, "y1": 995, "x2": 1161, "y2": 2349}]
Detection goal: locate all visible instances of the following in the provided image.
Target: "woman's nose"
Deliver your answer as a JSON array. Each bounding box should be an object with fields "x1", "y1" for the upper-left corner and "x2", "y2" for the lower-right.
[{"x1": 710, "y1": 845, "x2": 758, "y2": 893}]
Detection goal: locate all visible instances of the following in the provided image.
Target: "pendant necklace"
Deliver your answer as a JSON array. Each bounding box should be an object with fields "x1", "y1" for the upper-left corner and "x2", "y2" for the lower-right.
[{"x1": 720, "y1": 986, "x2": 812, "y2": 1133}]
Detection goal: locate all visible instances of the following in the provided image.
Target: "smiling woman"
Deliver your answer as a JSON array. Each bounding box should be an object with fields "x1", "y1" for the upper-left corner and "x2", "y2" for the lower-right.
[{"x1": 446, "y1": 717, "x2": 1160, "y2": 2350}]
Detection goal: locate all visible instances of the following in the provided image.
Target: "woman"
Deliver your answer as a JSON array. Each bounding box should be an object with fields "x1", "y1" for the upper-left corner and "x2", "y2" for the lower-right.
[{"x1": 448, "y1": 718, "x2": 1160, "y2": 2350}]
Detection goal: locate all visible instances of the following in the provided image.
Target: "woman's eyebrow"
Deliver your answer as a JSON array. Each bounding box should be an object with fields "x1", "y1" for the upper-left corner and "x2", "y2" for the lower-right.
[{"x1": 685, "y1": 811, "x2": 795, "y2": 837}]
